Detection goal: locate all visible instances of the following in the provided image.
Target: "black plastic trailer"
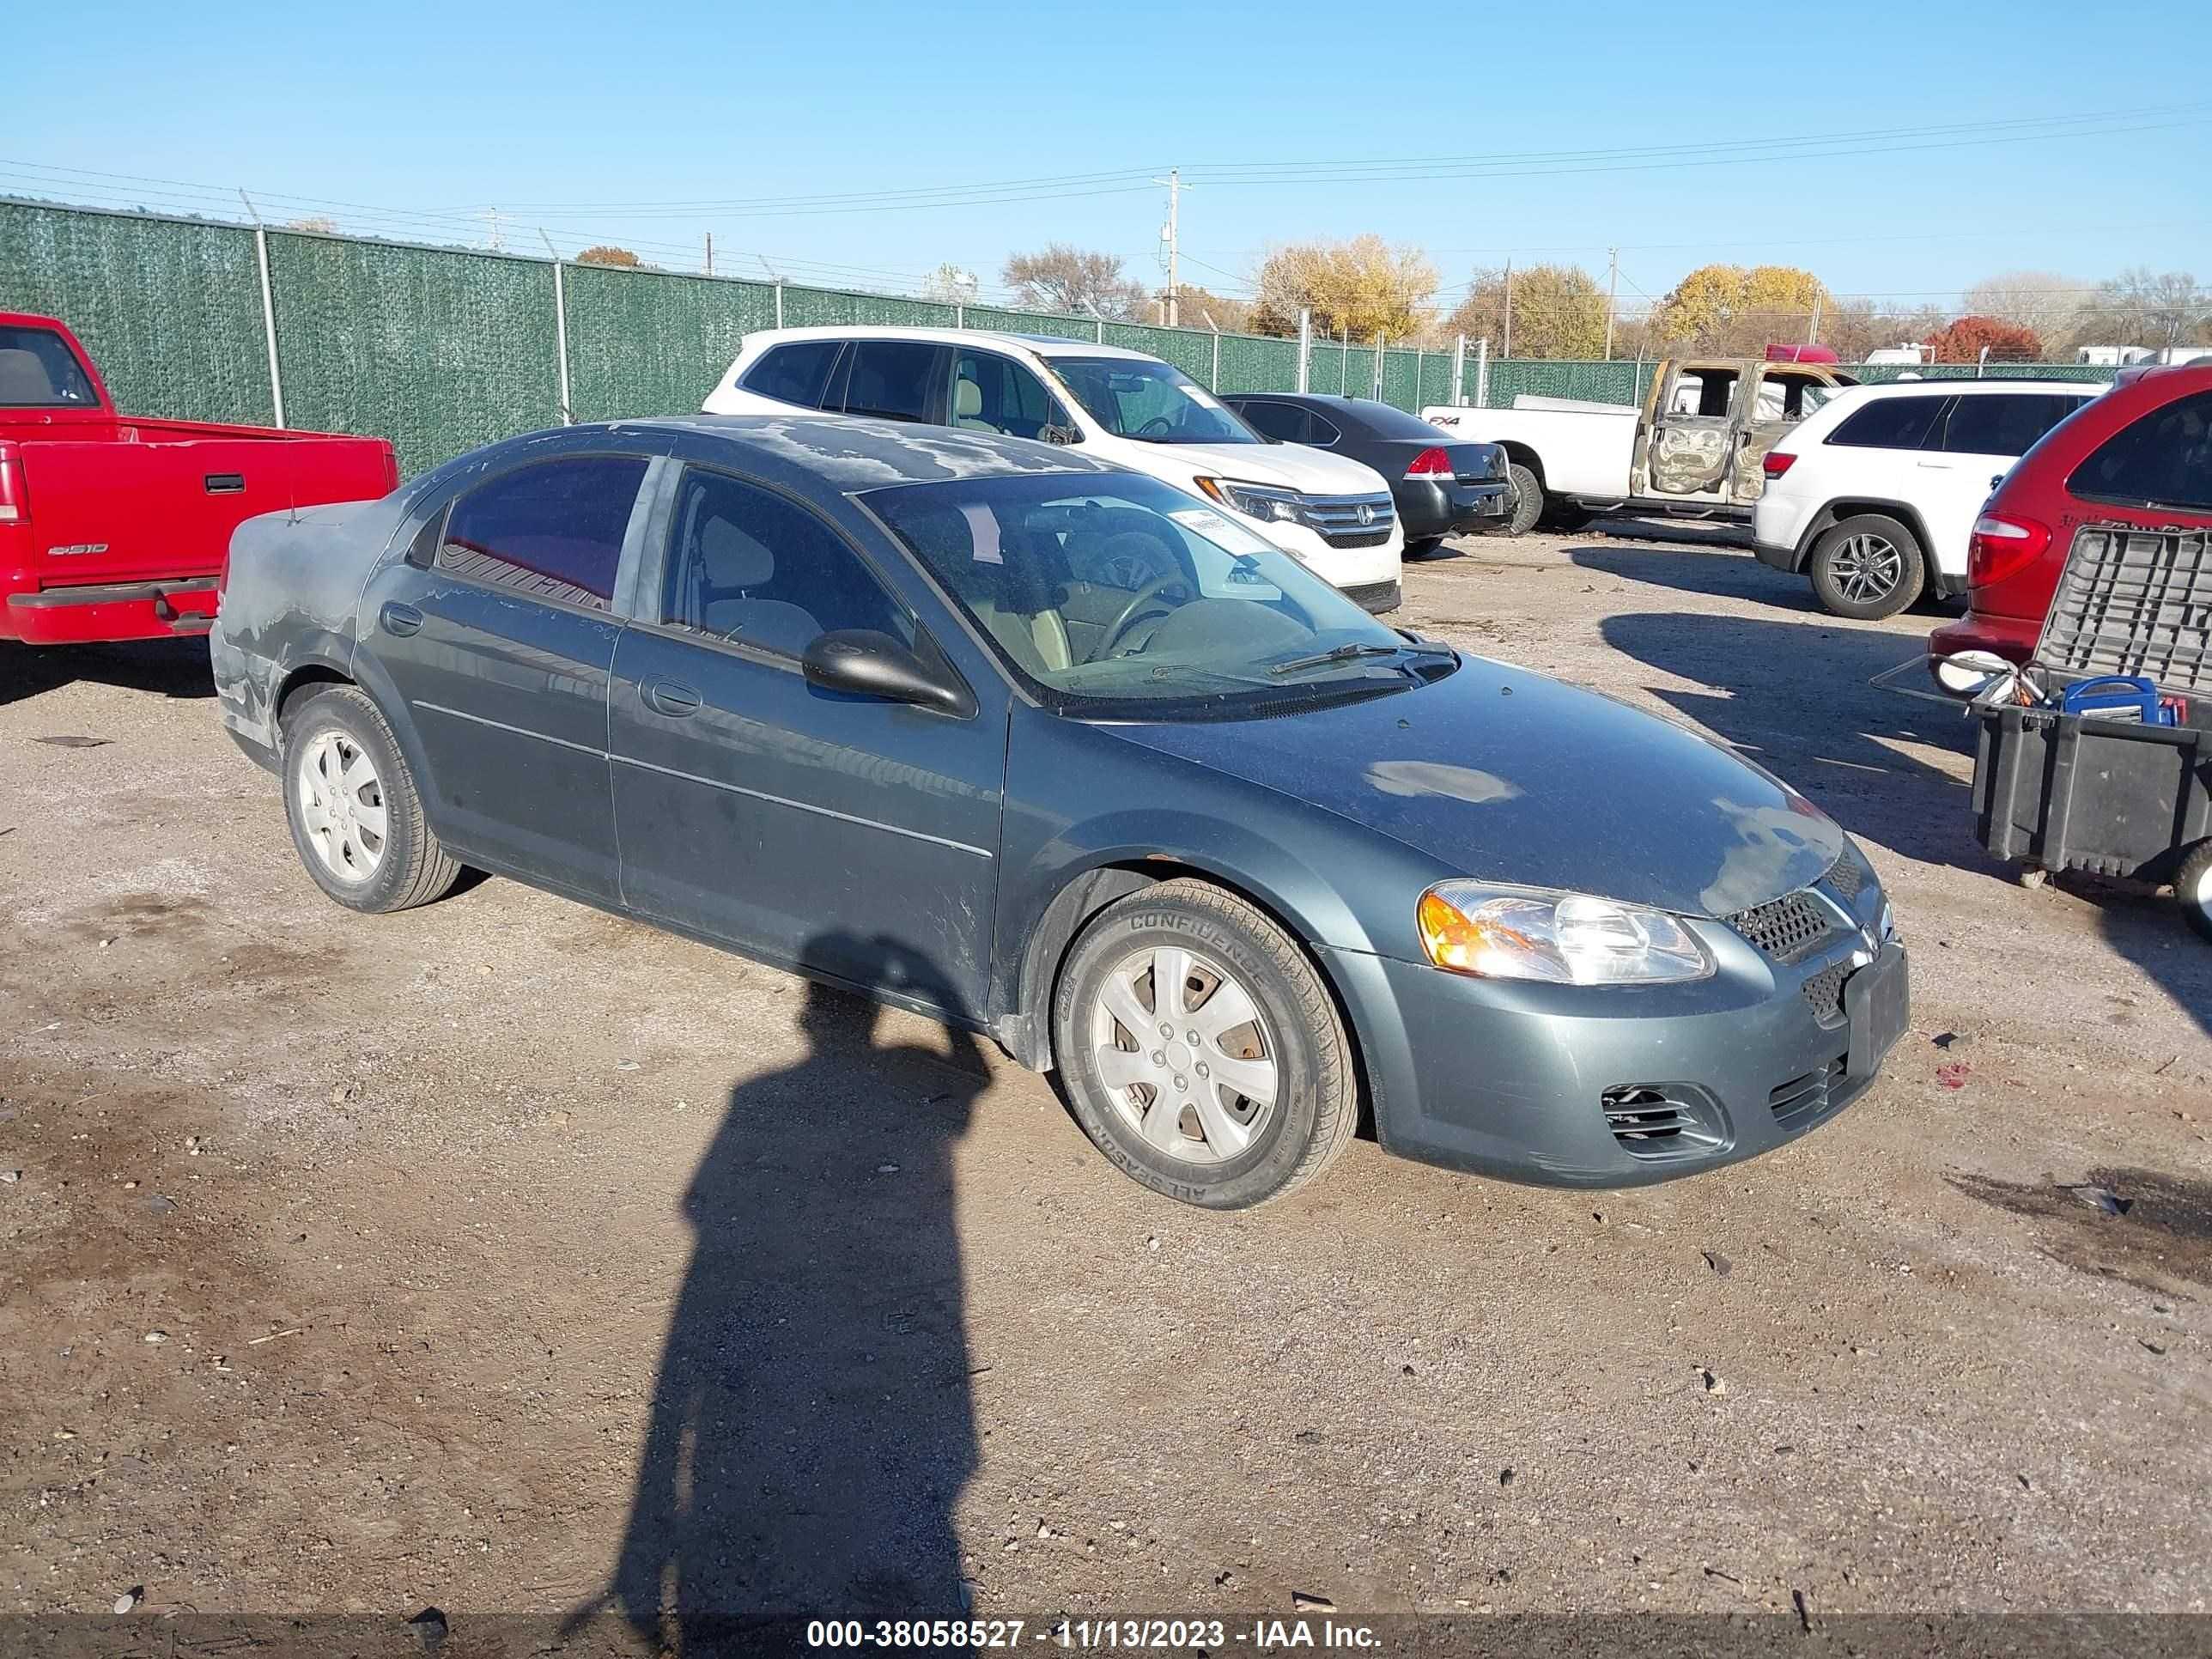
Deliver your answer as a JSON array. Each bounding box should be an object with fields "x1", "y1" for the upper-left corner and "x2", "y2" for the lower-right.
[{"x1": 1965, "y1": 525, "x2": 2212, "y2": 942}]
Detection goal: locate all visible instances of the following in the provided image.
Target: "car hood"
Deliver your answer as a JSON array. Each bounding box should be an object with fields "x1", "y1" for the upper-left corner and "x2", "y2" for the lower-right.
[
  {"x1": 1160, "y1": 441, "x2": 1391, "y2": 496},
  {"x1": 1103, "y1": 657, "x2": 1844, "y2": 920}
]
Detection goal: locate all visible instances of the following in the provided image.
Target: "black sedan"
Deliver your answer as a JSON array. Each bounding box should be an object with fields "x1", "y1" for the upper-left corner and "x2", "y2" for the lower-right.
[
  {"x1": 1220, "y1": 392, "x2": 1510, "y2": 554},
  {"x1": 211, "y1": 415, "x2": 1904, "y2": 1210}
]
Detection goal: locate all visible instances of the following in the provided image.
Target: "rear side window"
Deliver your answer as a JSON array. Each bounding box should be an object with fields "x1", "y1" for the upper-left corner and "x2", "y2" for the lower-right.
[
  {"x1": 742, "y1": 341, "x2": 844, "y2": 408},
  {"x1": 661, "y1": 466, "x2": 915, "y2": 657},
  {"x1": 0, "y1": 324, "x2": 100, "y2": 407},
  {"x1": 2067, "y1": 390, "x2": 2212, "y2": 513},
  {"x1": 438, "y1": 456, "x2": 647, "y2": 610},
  {"x1": 1236, "y1": 400, "x2": 1312, "y2": 443},
  {"x1": 1938, "y1": 393, "x2": 2087, "y2": 458},
  {"x1": 840, "y1": 342, "x2": 947, "y2": 424},
  {"x1": 1826, "y1": 395, "x2": 1943, "y2": 451}
]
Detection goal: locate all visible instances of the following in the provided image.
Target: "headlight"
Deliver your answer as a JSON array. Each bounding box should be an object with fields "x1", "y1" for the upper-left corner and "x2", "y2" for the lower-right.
[
  {"x1": 1195, "y1": 477, "x2": 1301, "y2": 524},
  {"x1": 1417, "y1": 881, "x2": 1713, "y2": 985}
]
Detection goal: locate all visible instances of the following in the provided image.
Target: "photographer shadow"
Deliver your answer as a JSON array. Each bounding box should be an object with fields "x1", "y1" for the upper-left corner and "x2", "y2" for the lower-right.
[{"x1": 570, "y1": 932, "x2": 989, "y2": 1652}]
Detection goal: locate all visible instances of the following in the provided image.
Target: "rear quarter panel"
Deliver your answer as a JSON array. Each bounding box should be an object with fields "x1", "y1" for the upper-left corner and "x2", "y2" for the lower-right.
[{"x1": 1421, "y1": 404, "x2": 1635, "y2": 498}]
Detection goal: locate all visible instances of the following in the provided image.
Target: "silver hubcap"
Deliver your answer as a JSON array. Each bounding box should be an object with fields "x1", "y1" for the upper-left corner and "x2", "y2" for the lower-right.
[
  {"x1": 1088, "y1": 944, "x2": 1279, "y2": 1165},
  {"x1": 2190, "y1": 860, "x2": 2212, "y2": 919},
  {"x1": 1831, "y1": 533, "x2": 1903, "y2": 604},
  {"x1": 296, "y1": 730, "x2": 387, "y2": 883}
]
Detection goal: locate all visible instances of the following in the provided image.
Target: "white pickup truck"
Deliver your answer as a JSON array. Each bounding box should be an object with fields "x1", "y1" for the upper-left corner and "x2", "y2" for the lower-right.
[{"x1": 1422, "y1": 356, "x2": 1858, "y2": 535}]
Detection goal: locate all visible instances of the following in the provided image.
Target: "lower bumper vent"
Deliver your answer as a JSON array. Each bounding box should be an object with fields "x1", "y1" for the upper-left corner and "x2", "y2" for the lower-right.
[
  {"x1": 1601, "y1": 1084, "x2": 1729, "y2": 1159},
  {"x1": 1769, "y1": 1054, "x2": 1850, "y2": 1131}
]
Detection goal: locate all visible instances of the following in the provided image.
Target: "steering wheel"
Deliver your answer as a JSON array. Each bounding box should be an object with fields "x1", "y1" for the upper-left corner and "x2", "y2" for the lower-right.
[
  {"x1": 1134, "y1": 415, "x2": 1177, "y2": 437},
  {"x1": 1098, "y1": 571, "x2": 1188, "y2": 657}
]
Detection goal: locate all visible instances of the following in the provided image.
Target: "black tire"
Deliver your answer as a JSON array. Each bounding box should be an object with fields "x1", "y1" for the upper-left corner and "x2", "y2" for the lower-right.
[
  {"x1": 1808, "y1": 513, "x2": 1926, "y2": 621},
  {"x1": 1050, "y1": 878, "x2": 1358, "y2": 1210},
  {"x1": 1404, "y1": 535, "x2": 1448, "y2": 559},
  {"x1": 2176, "y1": 840, "x2": 2212, "y2": 945},
  {"x1": 1500, "y1": 463, "x2": 1545, "y2": 538},
  {"x1": 280, "y1": 684, "x2": 462, "y2": 914}
]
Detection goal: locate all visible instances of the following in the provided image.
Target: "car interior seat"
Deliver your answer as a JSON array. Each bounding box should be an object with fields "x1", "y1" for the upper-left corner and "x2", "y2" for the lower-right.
[
  {"x1": 692, "y1": 515, "x2": 822, "y2": 656},
  {"x1": 952, "y1": 375, "x2": 996, "y2": 432},
  {"x1": 0, "y1": 349, "x2": 58, "y2": 404}
]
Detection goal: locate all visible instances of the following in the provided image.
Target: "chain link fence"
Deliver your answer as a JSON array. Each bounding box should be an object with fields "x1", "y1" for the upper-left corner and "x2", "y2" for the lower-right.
[{"x1": 0, "y1": 198, "x2": 2120, "y2": 477}]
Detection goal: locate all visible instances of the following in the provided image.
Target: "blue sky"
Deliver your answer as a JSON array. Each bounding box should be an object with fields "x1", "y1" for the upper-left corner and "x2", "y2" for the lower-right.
[{"x1": 9, "y1": 0, "x2": 2209, "y2": 319}]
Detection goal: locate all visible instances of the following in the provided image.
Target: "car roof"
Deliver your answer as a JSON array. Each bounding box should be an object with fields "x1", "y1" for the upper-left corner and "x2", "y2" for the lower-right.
[
  {"x1": 612, "y1": 410, "x2": 1126, "y2": 489},
  {"x1": 1844, "y1": 378, "x2": 2106, "y2": 399},
  {"x1": 740, "y1": 324, "x2": 1162, "y2": 363}
]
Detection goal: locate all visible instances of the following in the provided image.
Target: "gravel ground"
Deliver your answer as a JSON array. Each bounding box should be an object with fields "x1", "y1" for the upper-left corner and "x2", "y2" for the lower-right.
[{"x1": 3, "y1": 523, "x2": 2209, "y2": 1642}]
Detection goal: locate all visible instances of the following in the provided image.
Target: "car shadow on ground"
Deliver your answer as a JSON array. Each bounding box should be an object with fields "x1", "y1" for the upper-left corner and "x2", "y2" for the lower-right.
[
  {"x1": 567, "y1": 933, "x2": 987, "y2": 1650},
  {"x1": 1570, "y1": 538, "x2": 1960, "y2": 619},
  {"x1": 2097, "y1": 900, "x2": 2212, "y2": 1041},
  {"x1": 0, "y1": 637, "x2": 216, "y2": 708},
  {"x1": 1595, "y1": 608, "x2": 2005, "y2": 875}
]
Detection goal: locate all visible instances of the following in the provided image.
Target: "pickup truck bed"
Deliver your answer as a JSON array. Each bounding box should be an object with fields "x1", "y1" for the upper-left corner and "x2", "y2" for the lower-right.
[{"x1": 1, "y1": 313, "x2": 398, "y2": 647}]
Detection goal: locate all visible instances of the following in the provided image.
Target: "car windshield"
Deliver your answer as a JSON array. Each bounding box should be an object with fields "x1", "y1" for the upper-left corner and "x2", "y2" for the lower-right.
[
  {"x1": 860, "y1": 472, "x2": 1448, "y2": 719},
  {"x1": 1044, "y1": 356, "x2": 1261, "y2": 446}
]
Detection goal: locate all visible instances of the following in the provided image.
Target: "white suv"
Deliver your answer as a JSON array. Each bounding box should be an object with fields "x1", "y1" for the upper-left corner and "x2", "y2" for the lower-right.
[
  {"x1": 703, "y1": 327, "x2": 1405, "y2": 611},
  {"x1": 1752, "y1": 380, "x2": 2099, "y2": 619}
]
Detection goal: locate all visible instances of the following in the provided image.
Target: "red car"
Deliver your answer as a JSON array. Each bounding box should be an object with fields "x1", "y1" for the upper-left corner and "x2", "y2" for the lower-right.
[
  {"x1": 1931, "y1": 364, "x2": 2212, "y2": 672},
  {"x1": 1, "y1": 312, "x2": 398, "y2": 647}
]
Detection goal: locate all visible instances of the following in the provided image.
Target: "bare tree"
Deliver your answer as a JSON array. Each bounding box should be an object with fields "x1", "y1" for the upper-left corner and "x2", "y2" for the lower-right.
[
  {"x1": 922, "y1": 264, "x2": 980, "y2": 306},
  {"x1": 1166, "y1": 284, "x2": 1252, "y2": 334},
  {"x1": 1960, "y1": 271, "x2": 2090, "y2": 350},
  {"x1": 2082, "y1": 267, "x2": 2209, "y2": 349},
  {"x1": 1000, "y1": 245, "x2": 1147, "y2": 319}
]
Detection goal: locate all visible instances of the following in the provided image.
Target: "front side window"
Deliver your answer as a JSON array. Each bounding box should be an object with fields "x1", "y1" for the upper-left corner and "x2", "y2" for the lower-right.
[
  {"x1": 839, "y1": 341, "x2": 947, "y2": 424},
  {"x1": 2067, "y1": 390, "x2": 2212, "y2": 513},
  {"x1": 742, "y1": 340, "x2": 843, "y2": 409},
  {"x1": 1043, "y1": 356, "x2": 1259, "y2": 445},
  {"x1": 1940, "y1": 393, "x2": 2089, "y2": 459},
  {"x1": 1827, "y1": 395, "x2": 1944, "y2": 451},
  {"x1": 437, "y1": 456, "x2": 647, "y2": 610},
  {"x1": 0, "y1": 325, "x2": 100, "y2": 408},
  {"x1": 861, "y1": 472, "x2": 1443, "y2": 719},
  {"x1": 950, "y1": 350, "x2": 1072, "y2": 441},
  {"x1": 662, "y1": 466, "x2": 914, "y2": 658}
]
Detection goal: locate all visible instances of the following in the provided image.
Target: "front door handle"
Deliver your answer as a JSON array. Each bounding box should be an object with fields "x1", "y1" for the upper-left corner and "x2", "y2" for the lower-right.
[
  {"x1": 642, "y1": 678, "x2": 702, "y2": 718},
  {"x1": 380, "y1": 601, "x2": 423, "y2": 637}
]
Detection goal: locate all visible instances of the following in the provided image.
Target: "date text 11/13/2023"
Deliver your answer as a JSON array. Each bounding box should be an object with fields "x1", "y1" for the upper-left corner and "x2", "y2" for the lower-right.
[{"x1": 804, "y1": 1616, "x2": 1382, "y2": 1648}]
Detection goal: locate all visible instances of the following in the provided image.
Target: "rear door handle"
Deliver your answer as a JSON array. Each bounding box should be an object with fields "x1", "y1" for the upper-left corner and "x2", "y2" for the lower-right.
[
  {"x1": 380, "y1": 601, "x2": 423, "y2": 637},
  {"x1": 642, "y1": 678, "x2": 702, "y2": 718}
]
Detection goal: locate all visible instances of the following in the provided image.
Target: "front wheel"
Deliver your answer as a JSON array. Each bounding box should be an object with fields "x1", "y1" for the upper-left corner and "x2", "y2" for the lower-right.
[
  {"x1": 281, "y1": 685, "x2": 462, "y2": 914},
  {"x1": 1051, "y1": 879, "x2": 1358, "y2": 1209},
  {"x1": 1808, "y1": 513, "x2": 1925, "y2": 620},
  {"x1": 2177, "y1": 840, "x2": 2212, "y2": 945},
  {"x1": 1500, "y1": 463, "x2": 1545, "y2": 537}
]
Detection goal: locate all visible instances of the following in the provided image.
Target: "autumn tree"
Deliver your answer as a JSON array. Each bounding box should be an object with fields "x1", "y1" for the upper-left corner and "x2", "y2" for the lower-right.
[
  {"x1": 1960, "y1": 271, "x2": 2088, "y2": 349},
  {"x1": 1654, "y1": 264, "x2": 1832, "y2": 355},
  {"x1": 1444, "y1": 264, "x2": 1607, "y2": 358},
  {"x1": 1249, "y1": 235, "x2": 1437, "y2": 342},
  {"x1": 1924, "y1": 314, "x2": 2042, "y2": 364},
  {"x1": 1000, "y1": 245, "x2": 1147, "y2": 319},
  {"x1": 575, "y1": 246, "x2": 641, "y2": 268},
  {"x1": 1168, "y1": 284, "x2": 1251, "y2": 334}
]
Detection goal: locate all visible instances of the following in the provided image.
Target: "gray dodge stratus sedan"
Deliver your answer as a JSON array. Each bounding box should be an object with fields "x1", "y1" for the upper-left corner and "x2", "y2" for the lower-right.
[{"x1": 212, "y1": 414, "x2": 1906, "y2": 1209}]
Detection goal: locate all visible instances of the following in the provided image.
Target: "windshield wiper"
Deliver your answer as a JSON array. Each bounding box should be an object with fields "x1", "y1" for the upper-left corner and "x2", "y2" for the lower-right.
[{"x1": 1268, "y1": 641, "x2": 1456, "y2": 678}]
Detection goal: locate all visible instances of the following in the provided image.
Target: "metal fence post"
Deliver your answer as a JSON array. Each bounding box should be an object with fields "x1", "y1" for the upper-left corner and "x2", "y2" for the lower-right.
[
  {"x1": 1207, "y1": 313, "x2": 1221, "y2": 391},
  {"x1": 1475, "y1": 337, "x2": 1491, "y2": 408},
  {"x1": 1095, "y1": 316, "x2": 1104, "y2": 344},
  {"x1": 775, "y1": 281, "x2": 785, "y2": 330},
  {"x1": 955, "y1": 302, "x2": 964, "y2": 331},
  {"x1": 1451, "y1": 334, "x2": 1466, "y2": 405},
  {"x1": 542, "y1": 234, "x2": 573, "y2": 425},
  {"x1": 1413, "y1": 345, "x2": 1423, "y2": 410},
  {"x1": 238, "y1": 191, "x2": 288, "y2": 428},
  {"x1": 1297, "y1": 308, "x2": 1311, "y2": 392}
]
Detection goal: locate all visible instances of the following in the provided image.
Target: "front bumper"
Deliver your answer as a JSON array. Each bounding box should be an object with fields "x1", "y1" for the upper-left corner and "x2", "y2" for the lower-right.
[
  {"x1": 1320, "y1": 895, "x2": 1905, "y2": 1188},
  {"x1": 1396, "y1": 477, "x2": 1511, "y2": 539},
  {"x1": 1344, "y1": 579, "x2": 1402, "y2": 615},
  {"x1": 1250, "y1": 515, "x2": 1403, "y2": 596}
]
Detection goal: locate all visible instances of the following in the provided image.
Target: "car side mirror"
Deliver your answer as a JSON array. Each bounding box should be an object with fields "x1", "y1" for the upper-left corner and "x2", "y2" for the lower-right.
[{"x1": 801, "y1": 629, "x2": 973, "y2": 716}]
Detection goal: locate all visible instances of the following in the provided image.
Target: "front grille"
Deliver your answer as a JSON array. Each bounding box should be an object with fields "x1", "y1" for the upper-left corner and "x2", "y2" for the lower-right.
[
  {"x1": 1727, "y1": 890, "x2": 1841, "y2": 965},
  {"x1": 1601, "y1": 1084, "x2": 1728, "y2": 1159},
  {"x1": 1299, "y1": 493, "x2": 1396, "y2": 547},
  {"x1": 1769, "y1": 1057, "x2": 1847, "y2": 1130},
  {"x1": 1800, "y1": 959, "x2": 1852, "y2": 1025}
]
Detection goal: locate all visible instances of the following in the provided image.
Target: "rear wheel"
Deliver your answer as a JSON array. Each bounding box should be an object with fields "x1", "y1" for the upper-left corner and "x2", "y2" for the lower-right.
[
  {"x1": 1051, "y1": 879, "x2": 1358, "y2": 1210},
  {"x1": 1808, "y1": 513, "x2": 1926, "y2": 620},
  {"x1": 2177, "y1": 840, "x2": 2212, "y2": 945},
  {"x1": 281, "y1": 685, "x2": 461, "y2": 914},
  {"x1": 1500, "y1": 463, "x2": 1544, "y2": 537}
]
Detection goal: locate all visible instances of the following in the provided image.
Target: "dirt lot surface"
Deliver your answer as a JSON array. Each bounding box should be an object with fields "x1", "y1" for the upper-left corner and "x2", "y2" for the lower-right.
[{"x1": 4, "y1": 524, "x2": 2209, "y2": 1644}]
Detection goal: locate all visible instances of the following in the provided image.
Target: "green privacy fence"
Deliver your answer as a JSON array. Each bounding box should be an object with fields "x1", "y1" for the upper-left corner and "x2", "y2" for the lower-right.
[{"x1": 0, "y1": 198, "x2": 2119, "y2": 477}]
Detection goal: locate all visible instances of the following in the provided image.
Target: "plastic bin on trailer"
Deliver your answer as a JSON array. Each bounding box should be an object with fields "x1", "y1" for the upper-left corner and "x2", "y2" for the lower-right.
[{"x1": 1966, "y1": 522, "x2": 2212, "y2": 940}]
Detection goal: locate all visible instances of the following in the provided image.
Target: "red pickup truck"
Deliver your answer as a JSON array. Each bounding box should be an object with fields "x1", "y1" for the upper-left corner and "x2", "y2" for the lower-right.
[{"x1": 0, "y1": 312, "x2": 398, "y2": 647}]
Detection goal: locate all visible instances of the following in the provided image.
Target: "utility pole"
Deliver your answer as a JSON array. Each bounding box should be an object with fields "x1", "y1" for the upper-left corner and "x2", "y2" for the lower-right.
[
  {"x1": 484, "y1": 209, "x2": 503, "y2": 252},
  {"x1": 1152, "y1": 167, "x2": 1182, "y2": 328},
  {"x1": 1502, "y1": 260, "x2": 1513, "y2": 359},
  {"x1": 1806, "y1": 289, "x2": 1822, "y2": 347},
  {"x1": 1603, "y1": 246, "x2": 1620, "y2": 360},
  {"x1": 705, "y1": 232, "x2": 714, "y2": 277}
]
